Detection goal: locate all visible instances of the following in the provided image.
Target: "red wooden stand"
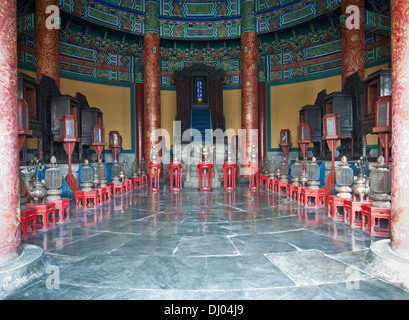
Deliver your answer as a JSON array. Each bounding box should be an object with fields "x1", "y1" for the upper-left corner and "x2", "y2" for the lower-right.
[
  {"x1": 301, "y1": 188, "x2": 326, "y2": 207},
  {"x1": 344, "y1": 199, "x2": 372, "y2": 228},
  {"x1": 149, "y1": 163, "x2": 161, "y2": 191},
  {"x1": 198, "y1": 162, "x2": 213, "y2": 191},
  {"x1": 361, "y1": 204, "x2": 391, "y2": 237},
  {"x1": 75, "y1": 190, "x2": 98, "y2": 209},
  {"x1": 290, "y1": 185, "x2": 304, "y2": 203},
  {"x1": 103, "y1": 185, "x2": 112, "y2": 203},
  {"x1": 127, "y1": 180, "x2": 133, "y2": 192},
  {"x1": 169, "y1": 163, "x2": 183, "y2": 191},
  {"x1": 223, "y1": 162, "x2": 236, "y2": 191},
  {"x1": 21, "y1": 208, "x2": 38, "y2": 240},
  {"x1": 323, "y1": 139, "x2": 338, "y2": 196},
  {"x1": 62, "y1": 141, "x2": 80, "y2": 193},
  {"x1": 26, "y1": 202, "x2": 56, "y2": 231},
  {"x1": 266, "y1": 178, "x2": 275, "y2": 191},
  {"x1": 277, "y1": 180, "x2": 291, "y2": 195},
  {"x1": 326, "y1": 195, "x2": 348, "y2": 221},
  {"x1": 130, "y1": 177, "x2": 142, "y2": 189},
  {"x1": 260, "y1": 175, "x2": 268, "y2": 189},
  {"x1": 94, "y1": 188, "x2": 104, "y2": 206},
  {"x1": 248, "y1": 161, "x2": 259, "y2": 190},
  {"x1": 122, "y1": 180, "x2": 130, "y2": 194},
  {"x1": 107, "y1": 182, "x2": 123, "y2": 196},
  {"x1": 46, "y1": 198, "x2": 70, "y2": 223}
]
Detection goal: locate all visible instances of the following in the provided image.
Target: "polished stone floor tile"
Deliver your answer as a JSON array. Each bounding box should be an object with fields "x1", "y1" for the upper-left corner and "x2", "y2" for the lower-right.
[
  {"x1": 173, "y1": 236, "x2": 239, "y2": 257},
  {"x1": 5, "y1": 186, "x2": 409, "y2": 300},
  {"x1": 46, "y1": 232, "x2": 134, "y2": 258},
  {"x1": 228, "y1": 233, "x2": 298, "y2": 255},
  {"x1": 130, "y1": 256, "x2": 209, "y2": 290},
  {"x1": 271, "y1": 229, "x2": 367, "y2": 253},
  {"x1": 243, "y1": 285, "x2": 334, "y2": 300},
  {"x1": 317, "y1": 278, "x2": 409, "y2": 300},
  {"x1": 56, "y1": 252, "x2": 150, "y2": 288},
  {"x1": 265, "y1": 250, "x2": 371, "y2": 286},
  {"x1": 204, "y1": 255, "x2": 295, "y2": 290},
  {"x1": 5, "y1": 281, "x2": 101, "y2": 300}
]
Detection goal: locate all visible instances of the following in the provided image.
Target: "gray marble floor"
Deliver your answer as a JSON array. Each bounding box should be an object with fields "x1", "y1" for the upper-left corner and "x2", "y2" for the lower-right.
[{"x1": 6, "y1": 184, "x2": 409, "y2": 300}]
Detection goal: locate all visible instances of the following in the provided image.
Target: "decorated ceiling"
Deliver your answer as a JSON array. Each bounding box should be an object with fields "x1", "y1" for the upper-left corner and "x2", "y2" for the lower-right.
[
  {"x1": 17, "y1": 0, "x2": 391, "y2": 86},
  {"x1": 57, "y1": 0, "x2": 344, "y2": 40}
]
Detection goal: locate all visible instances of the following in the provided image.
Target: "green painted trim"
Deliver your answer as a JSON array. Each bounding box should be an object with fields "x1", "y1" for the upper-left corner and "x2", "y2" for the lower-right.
[
  {"x1": 223, "y1": 85, "x2": 242, "y2": 90},
  {"x1": 268, "y1": 70, "x2": 341, "y2": 87},
  {"x1": 160, "y1": 86, "x2": 176, "y2": 91},
  {"x1": 17, "y1": 63, "x2": 36, "y2": 73}
]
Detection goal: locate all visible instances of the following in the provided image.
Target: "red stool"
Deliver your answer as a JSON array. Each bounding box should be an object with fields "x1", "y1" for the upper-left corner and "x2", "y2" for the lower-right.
[
  {"x1": 289, "y1": 184, "x2": 301, "y2": 202},
  {"x1": 327, "y1": 195, "x2": 348, "y2": 221},
  {"x1": 273, "y1": 179, "x2": 279, "y2": 193},
  {"x1": 21, "y1": 208, "x2": 38, "y2": 239},
  {"x1": 94, "y1": 188, "x2": 104, "y2": 205},
  {"x1": 260, "y1": 175, "x2": 268, "y2": 189},
  {"x1": 344, "y1": 199, "x2": 372, "y2": 228},
  {"x1": 278, "y1": 180, "x2": 290, "y2": 195},
  {"x1": 46, "y1": 198, "x2": 70, "y2": 223},
  {"x1": 108, "y1": 182, "x2": 123, "y2": 196},
  {"x1": 103, "y1": 185, "x2": 112, "y2": 203},
  {"x1": 75, "y1": 190, "x2": 98, "y2": 209},
  {"x1": 198, "y1": 162, "x2": 213, "y2": 191},
  {"x1": 170, "y1": 163, "x2": 183, "y2": 191},
  {"x1": 248, "y1": 161, "x2": 259, "y2": 190},
  {"x1": 26, "y1": 202, "x2": 56, "y2": 231},
  {"x1": 122, "y1": 181, "x2": 129, "y2": 194},
  {"x1": 266, "y1": 178, "x2": 273, "y2": 191},
  {"x1": 301, "y1": 188, "x2": 326, "y2": 207},
  {"x1": 130, "y1": 177, "x2": 141, "y2": 188},
  {"x1": 149, "y1": 163, "x2": 161, "y2": 191},
  {"x1": 361, "y1": 204, "x2": 391, "y2": 237}
]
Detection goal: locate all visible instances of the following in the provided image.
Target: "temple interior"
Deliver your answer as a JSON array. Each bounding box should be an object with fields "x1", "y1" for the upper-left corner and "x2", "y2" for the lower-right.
[{"x1": 1, "y1": 0, "x2": 409, "y2": 301}]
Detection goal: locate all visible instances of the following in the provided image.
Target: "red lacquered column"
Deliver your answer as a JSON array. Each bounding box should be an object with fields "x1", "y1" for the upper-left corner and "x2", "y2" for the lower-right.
[
  {"x1": 36, "y1": 0, "x2": 60, "y2": 87},
  {"x1": 241, "y1": 0, "x2": 258, "y2": 165},
  {"x1": 241, "y1": 32, "x2": 259, "y2": 164},
  {"x1": 0, "y1": 0, "x2": 21, "y2": 266},
  {"x1": 143, "y1": 0, "x2": 161, "y2": 164},
  {"x1": 391, "y1": 0, "x2": 409, "y2": 259},
  {"x1": 341, "y1": 0, "x2": 365, "y2": 86}
]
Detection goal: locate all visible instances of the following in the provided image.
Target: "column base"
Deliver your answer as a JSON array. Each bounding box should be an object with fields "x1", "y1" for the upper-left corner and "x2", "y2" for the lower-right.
[
  {"x1": 0, "y1": 244, "x2": 46, "y2": 299},
  {"x1": 365, "y1": 239, "x2": 409, "y2": 291}
]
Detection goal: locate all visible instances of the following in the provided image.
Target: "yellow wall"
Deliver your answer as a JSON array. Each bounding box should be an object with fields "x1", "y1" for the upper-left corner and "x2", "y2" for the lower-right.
[
  {"x1": 160, "y1": 90, "x2": 177, "y2": 148},
  {"x1": 269, "y1": 63, "x2": 390, "y2": 149},
  {"x1": 223, "y1": 89, "x2": 242, "y2": 143},
  {"x1": 269, "y1": 75, "x2": 341, "y2": 149}
]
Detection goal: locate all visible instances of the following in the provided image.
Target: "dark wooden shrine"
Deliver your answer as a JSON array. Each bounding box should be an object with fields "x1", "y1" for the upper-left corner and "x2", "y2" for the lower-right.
[
  {"x1": 77, "y1": 92, "x2": 103, "y2": 161},
  {"x1": 18, "y1": 72, "x2": 41, "y2": 162},
  {"x1": 299, "y1": 101, "x2": 323, "y2": 158},
  {"x1": 299, "y1": 69, "x2": 392, "y2": 161},
  {"x1": 18, "y1": 73, "x2": 104, "y2": 164},
  {"x1": 362, "y1": 68, "x2": 392, "y2": 158},
  {"x1": 323, "y1": 91, "x2": 354, "y2": 157},
  {"x1": 173, "y1": 63, "x2": 226, "y2": 134}
]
